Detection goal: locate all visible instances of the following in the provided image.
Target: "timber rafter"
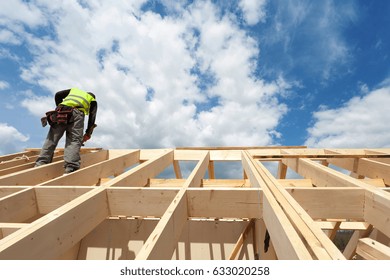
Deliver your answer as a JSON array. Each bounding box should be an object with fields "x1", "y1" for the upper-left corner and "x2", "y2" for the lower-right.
[{"x1": 0, "y1": 147, "x2": 389, "y2": 260}]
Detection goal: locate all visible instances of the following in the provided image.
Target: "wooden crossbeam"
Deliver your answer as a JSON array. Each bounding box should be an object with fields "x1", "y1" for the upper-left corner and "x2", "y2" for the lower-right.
[
  {"x1": 356, "y1": 238, "x2": 390, "y2": 260},
  {"x1": 0, "y1": 149, "x2": 108, "y2": 186},
  {"x1": 0, "y1": 187, "x2": 109, "y2": 259},
  {"x1": 187, "y1": 188, "x2": 262, "y2": 219},
  {"x1": 242, "y1": 151, "x2": 313, "y2": 259},
  {"x1": 284, "y1": 158, "x2": 390, "y2": 237},
  {"x1": 247, "y1": 152, "x2": 345, "y2": 260},
  {"x1": 107, "y1": 188, "x2": 178, "y2": 217},
  {"x1": 0, "y1": 188, "x2": 38, "y2": 223},
  {"x1": 39, "y1": 150, "x2": 140, "y2": 186},
  {"x1": 135, "y1": 188, "x2": 188, "y2": 260},
  {"x1": 135, "y1": 152, "x2": 209, "y2": 259},
  {"x1": 106, "y1": 149, "x2": 174, "y2": 187},
  {"x1": 229, "y1": 220, "x2": 254, "y2": 260}
]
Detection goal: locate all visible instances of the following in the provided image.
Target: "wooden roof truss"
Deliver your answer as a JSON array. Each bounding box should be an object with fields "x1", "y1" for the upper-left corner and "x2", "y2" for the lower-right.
[{"x1": 0, "y1": 147, "x2": 389, "y2": 260}]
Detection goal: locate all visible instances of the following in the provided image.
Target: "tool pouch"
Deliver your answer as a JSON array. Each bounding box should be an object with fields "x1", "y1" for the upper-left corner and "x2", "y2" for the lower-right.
[{"x1": 45, "y1": 106, "x2": 73, "y2": 126}]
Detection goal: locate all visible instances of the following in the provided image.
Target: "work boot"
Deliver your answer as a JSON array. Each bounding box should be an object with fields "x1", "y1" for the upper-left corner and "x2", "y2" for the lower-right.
[{"x1": 64, "y1": 167, "x2": 77, "y2": 174}]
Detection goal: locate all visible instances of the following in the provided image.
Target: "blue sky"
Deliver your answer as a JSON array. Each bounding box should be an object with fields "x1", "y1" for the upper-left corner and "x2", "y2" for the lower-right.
[{"x1": 0, "y1": 0, "x2": 389, "y2": 155}]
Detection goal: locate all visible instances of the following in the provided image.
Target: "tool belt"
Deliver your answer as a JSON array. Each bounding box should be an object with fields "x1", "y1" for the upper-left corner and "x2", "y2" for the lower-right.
[{"x1": 46, "y1": 106, "x2": 74, "y2": 126}]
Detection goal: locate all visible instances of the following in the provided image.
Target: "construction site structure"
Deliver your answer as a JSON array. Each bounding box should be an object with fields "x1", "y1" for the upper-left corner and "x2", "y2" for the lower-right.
[{"x1": 0, "y1": 146, "x2": 389, "y2": 260}]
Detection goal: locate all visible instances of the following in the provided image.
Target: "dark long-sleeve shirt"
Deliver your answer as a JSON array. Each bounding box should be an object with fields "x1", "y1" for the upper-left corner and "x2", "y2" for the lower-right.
[{"x1": 55, "y1": 89, "x2": 97, "y2": 133}]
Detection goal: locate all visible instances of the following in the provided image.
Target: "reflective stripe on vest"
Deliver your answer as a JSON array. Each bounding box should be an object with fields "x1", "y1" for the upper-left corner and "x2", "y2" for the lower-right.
[{"x1": 60, "y1": 88, "x2": 95, "y2": 115}]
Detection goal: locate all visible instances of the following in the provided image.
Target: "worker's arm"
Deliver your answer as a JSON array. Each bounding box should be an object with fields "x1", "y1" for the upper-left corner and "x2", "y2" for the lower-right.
[
  {"x1": 86, "y1": 101, "x2": 97, "y2": 135},
  {"x1": 54, "y1": 89, "x2": 71, "y2": 106}
]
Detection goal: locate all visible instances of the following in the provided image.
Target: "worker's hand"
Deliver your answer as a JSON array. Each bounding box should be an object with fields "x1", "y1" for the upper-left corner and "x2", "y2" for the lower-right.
[{"x1": 82, "y1": 134, "x2": 91, "y2": 143}]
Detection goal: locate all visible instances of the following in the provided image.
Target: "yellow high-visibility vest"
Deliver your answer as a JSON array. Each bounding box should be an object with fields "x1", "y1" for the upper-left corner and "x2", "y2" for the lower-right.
[{"x1": 60, "y1": 88, "x2": 95, "y2": 115}]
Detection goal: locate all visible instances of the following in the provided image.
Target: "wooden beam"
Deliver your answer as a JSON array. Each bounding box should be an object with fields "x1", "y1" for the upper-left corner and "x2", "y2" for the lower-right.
[
  {"x1": 285, "y1": 187, "x2": 364, "y2": 220},
  {"x1": 173, "y1": 161, "x2": 182, "y2": 179},
  {"x1": 34, "y1": 187, "x2": 93, "y2": 214},
  {"x1": 229, "y1": 220, "x2": 254, "y2": 260},
  {"x1": 106, "y1": 149, "x2": 174, "y2": 187},
  {"x1": 208, "y1": 161, "x2": 215, "y2": 179},
  {"x1": 343, "y1": 225, "x2": 373, "y2": 259},
  {"x1": 356, "y1": 238, "x2": 390, "y2": 260},
  {"x1": 316, "y1": 221, "x2": 370, "y2": 231},
  {"x1": 242, "y1": 151, "x2": 313, "y2": 259},
  {"x1": 284, "y1": 158, "x2": 390, "y2": 237},
  {"x1": 107, "y1": 188, "x2": 179, "y2": 217},
  {"x1": 277, "y1": 162, "x2": 287, "y2": 179},
  {"x1": 39, "y1": 150, "x2": 140, "y2": 186},
  {"x1": 0, "y1": 187, "x2": 109, "y2": 259},
  {"x1": 187, "y1": 188, "x2": 262, "y2": 219},
  {"x1": 245, "y1": 151, "x2": 345, "y2": 260},
  {"x1": 0, "y1": 188, "x2": 38, "y2": 223},
  {"x1": 0, "y1": 223, "x2": 27, "y2": 237},
  {"x1": 0, "y1": 149, "x2": 108, "y2": 186},
  {"x1": 0, "y1": 151, "x2": 37, "y2": 163},
  {"x1": 0, "y1": 187, "x2": 27, "y2": 199},
  {"x1": 135, "y1": 152, "x2": 209, "y2": 259},
  {"x1": 135, "y1": 188, "x2": 188, "y2": 259},
  {"x1": 184, "y1": 151, "x2": 209, "y2": 188}
]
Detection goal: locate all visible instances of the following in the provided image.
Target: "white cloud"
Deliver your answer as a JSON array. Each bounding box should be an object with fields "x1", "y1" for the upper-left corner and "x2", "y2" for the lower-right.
[
  {"x1": 0, "y1": 29, "x2": 21, "y2": 45},
  {"x1": 0, "y1": 0, "x2": 45, "y2": 27},
  {"x1": 0, "y1": 80, "x2": 9, "y2": 90},
  {"x1": 305, "y1": 85, "x2": 390, "y2": 148},
  {"x1": 239, "y1": 0, "x2": 267, "y2": 25},
  {"x1": 0, "y1": 123, "x2": 29, "y2": 155},
  {"x1": 5, "y1": 1, "x2": 289, "y2": 150}
]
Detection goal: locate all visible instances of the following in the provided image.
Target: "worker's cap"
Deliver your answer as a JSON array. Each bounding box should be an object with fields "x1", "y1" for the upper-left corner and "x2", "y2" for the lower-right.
[{"x1": 87, "y1": 92, "x2": 96, "y2": 99}]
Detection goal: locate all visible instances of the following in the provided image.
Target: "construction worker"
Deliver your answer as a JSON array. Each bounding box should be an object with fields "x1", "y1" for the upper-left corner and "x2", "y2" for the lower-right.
[{"x1": 35, "y1": 88, "x2": 97, "y2": 174}]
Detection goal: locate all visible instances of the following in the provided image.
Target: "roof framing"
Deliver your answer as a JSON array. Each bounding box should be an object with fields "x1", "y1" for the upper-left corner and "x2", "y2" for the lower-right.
[{"x1": 0, "y1": 146, "x2": 389, "y2": 260}]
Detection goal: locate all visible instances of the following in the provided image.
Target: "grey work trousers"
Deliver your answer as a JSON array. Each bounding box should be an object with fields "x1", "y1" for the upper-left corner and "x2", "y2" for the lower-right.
[{"x1": 35, "y1": 109, "x2": 85, "y2": 170}]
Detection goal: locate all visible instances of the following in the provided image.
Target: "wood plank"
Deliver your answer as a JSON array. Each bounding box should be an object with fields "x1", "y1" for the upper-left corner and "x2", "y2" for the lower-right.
[
  {"x1": 107, "y1": 188, "x2": 178, "y2": 217},
  {"x1": 208, "y1": 161, "x2": 215, "y2": 179},
  {"x1": 39, "y1": 150, "x2": 140, "y2": 186},
  {"x1": 285, "y1": 158, "x2": 390, "y2": 237},
  {"x1": 187, "y1": 188, "x2": 262, "y2": 219},
  {"x1": 135, "y1": 152, "x2": 209, "y2": 259},
  {"x1": 0, "y1": 187, "x2": 109, "y2": 259},
  {"x1": 0, "y1": 149, "x2": 108, "y2": 186},
  {"x1": 173, "y1": 161, "x2": 182, "y2": 179},
  {"x1": 364, "y1": 190, "x2": 390, "y2": 238},
  {"x1": 356, "y1": 238, "x2": 390, "y2": 260},
  {"x1": 106, "y1": 149, "x2": 174, "y2": 187},
  {"x1": 0, "y1": 151, "x2": 37, "y2": 164},
  {"x1": 229, "y1": 220, "x2": 254, "y2": 260},
  {"x1": 0, "y1": 187, "x2": 27, "y2": 199},
  {"x1": 0, "y1": 188, "x2": 38, "y2": 223},
  {"x1": 0, "y1": 223, "x2": 27, "y2": 237},
  {"x1": 184, "y1": 151, "x2": 209, "y2": 188},
  {"x1": 242, "y1": 151, "x2": 312, "y2": 259},
  {"x1": 279, "y1": 179, "x2": 313, "y2": 187},
  {"x1": 149, "y1": 178, "x2": 250, "y2": 188},
  {"x1": 316, "y1": 221, "x2": 369, "y2": 231},
  {"x1": 277, "y1": 162, "x2": 287, "y2": 179},
  {"x1": 246, "y1": 151, "x2": 345, "y2": 260},
  {"x1": 135, "y1": 188, "x2": 188, "y2": 260},
  {"x1": 286, "y1": 187, "x2": 364, "y2": 220},
  {"x1": 343, "y1": 226, "x2": 373, "y2": 259},
  {"x1": 34, "y1": 187, "x2": 93, "y2": 214},
  {"x1": 0, "y1": 155, "x2": 63, "y2": 177}
]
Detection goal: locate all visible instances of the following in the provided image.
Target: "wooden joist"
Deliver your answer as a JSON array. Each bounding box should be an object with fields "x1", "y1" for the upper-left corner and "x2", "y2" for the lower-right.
[{"x1": 0, "y1": 147, "x2": 389, "y2": 260}]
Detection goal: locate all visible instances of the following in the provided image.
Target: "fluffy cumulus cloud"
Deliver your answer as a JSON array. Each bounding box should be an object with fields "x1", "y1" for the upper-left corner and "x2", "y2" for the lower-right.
[
  {"x1": 0, "y1": 123, "x2": 29, "y2": 154},
  {"x1": 305, "y1": 85, "x2": 390, "y2": 148},
  {"x1": 3, "y1": 0, "x2": 288, "y2": 149},
  {"x1": 239, "y1": 0, "x2": 267, "y2": 25}
]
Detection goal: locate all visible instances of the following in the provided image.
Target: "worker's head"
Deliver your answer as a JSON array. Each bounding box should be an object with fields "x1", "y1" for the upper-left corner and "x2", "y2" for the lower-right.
[{"x1": 87, "y1": 92, "x2": 96, "y2": 99}]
